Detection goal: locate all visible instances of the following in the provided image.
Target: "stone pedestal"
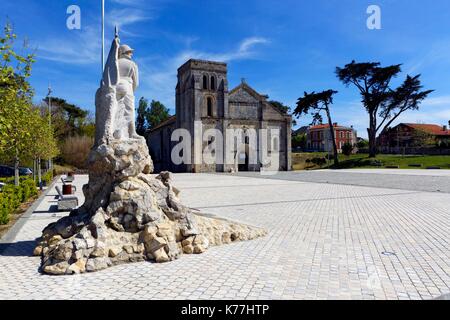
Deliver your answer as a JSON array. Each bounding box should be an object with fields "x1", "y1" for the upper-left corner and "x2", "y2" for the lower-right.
[{"x1": 34, "y1": 138, "x2": 266, "y2": 275}]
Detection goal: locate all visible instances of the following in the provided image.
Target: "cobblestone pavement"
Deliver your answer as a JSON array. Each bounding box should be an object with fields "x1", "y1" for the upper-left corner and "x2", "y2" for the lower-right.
[
  {"x1": 0, "y1": 171, "x2": 449, "y2": 300},
  {"x1": 233, "y1": 169, "x2": 450, "y2": 193}
]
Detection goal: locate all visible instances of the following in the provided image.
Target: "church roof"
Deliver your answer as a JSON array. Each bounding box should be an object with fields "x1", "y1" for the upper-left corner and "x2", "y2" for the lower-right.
[
  {"x1": 147, "y1": 115, "x2": 176, "y2": 133},
  {"x1": 229, "y1": 80, "x2": 269, "y2": 103},
  {"x1": 229, "y1": 80, "x2": 291, "y2": 118}
]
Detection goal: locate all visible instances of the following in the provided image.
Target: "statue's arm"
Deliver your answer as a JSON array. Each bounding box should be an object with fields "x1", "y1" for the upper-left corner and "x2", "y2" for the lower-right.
[{"x1": 132, "y1": 62, "x2": 139, "y2": 92}]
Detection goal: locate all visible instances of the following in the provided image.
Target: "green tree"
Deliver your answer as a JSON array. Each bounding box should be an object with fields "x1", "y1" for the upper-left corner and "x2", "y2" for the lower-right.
[
  {"x1": 268, "y1": 100, "x2": 290, "y2": 114},
  {"x1": 357, "y1": 139, "x2": 369, "y2": 150},
  {"x1": 25, "y1": 108, "x2": 59, "y2": 183},
  {"x1": 146, "y1": 100, "x2": 170, "y2": 130},
  {"x1": 42, "y1": 97, "x2": 89, "y2": 139},
  {"x1": 269, "y1": 100, "x2": 297, "y2": 126},
  {"x1": 136, "y1": 97, "x2": 149, "y2": 136},
  {"x1": 336, "y1": 61, "x2": 433, "y2": 158},
  {"x1": 0, "y1": 23, "x2": 35, "y2": 185},
  {"x1": 294, "y1": 90, "x2": 339, "y2": 166},
  {"x1": 292, "y1": 133, "x2": 307, "y2": 150},
  {"x1": 78, "y1": 110, "x2": 95, "y2": 138},
  {"x1": 341, "y1": 143, "x2": 354, "y2": 156}
]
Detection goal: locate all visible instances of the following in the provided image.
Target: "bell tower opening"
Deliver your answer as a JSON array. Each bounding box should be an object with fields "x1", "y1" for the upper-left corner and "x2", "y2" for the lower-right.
[{"x1": 207, "y1": 97, "x2": 213, "y2": 117}]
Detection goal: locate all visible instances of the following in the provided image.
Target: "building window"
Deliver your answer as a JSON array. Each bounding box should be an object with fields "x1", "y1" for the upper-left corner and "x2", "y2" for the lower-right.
[
  {"x1": 203, "y1": 75, "x2": 208, "y2": 90},
  {"x1": 210, "y1": 76, "x2": 216, "y2": 90},
  {"x1": 207, "y1": 97, "x2": 213, "y2": 116}
]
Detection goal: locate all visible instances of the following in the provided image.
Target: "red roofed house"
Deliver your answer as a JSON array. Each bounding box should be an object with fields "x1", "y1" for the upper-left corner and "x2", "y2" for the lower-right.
[
  {"x1": 378, "y1": 122, "x2": 450, "y2": 148},
  {"x1": 306, "y1": 123, "x2": 357, "y2": 153}
]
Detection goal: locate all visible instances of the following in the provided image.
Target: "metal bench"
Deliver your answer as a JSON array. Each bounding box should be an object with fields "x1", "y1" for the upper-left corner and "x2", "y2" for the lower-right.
[
  {"x1": 62, "y1": 175, "x2": 75, "y2": 183},
  {"x1": 60, "y1": 177, "x2": 77, "y2": 193}
]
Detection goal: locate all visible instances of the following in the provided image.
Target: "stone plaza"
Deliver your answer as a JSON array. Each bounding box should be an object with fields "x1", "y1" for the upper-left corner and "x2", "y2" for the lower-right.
[{"x1": 0, "y1": 169, "x2": 449, "y2": 300}]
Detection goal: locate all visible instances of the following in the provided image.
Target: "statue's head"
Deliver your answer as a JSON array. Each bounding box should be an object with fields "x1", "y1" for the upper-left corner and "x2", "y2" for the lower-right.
[{"x1": 119, "y1": 44, "x2": 134, "y2": 58}]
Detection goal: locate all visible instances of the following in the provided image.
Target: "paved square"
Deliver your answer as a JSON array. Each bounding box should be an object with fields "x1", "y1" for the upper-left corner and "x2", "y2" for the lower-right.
[{"x1": 0, "y1": 170, "x2": 449, "y2": 300}]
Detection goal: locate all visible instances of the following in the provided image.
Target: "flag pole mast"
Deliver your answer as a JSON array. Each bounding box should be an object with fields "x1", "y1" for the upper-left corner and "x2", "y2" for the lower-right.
[{"x1": 101, "y1": 0, "x2": 105, "y2": 73}]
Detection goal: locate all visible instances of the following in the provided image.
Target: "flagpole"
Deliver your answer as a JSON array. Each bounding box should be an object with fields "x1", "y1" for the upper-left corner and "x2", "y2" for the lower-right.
[{"x1": 101, "y1": 0, "x2": 105, "y2": 73}]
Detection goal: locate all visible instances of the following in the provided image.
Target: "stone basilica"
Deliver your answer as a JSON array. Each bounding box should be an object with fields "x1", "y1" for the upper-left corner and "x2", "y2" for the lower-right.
[{"x1": 146, "y1": 59, "x2": 292, "y2": 173}]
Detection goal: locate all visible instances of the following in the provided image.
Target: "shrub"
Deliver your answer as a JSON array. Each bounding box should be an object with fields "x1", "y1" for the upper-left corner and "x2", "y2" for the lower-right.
[
  {"x1": 22, "y1": 179, "x2": 38, "y2": 200},
  {"x1": 311, "y1": 157, "x2": 327, "y2": 166},
  {"x1": 60, "y1": 135, "x2": 94, "y2": 169},
  {"x1": 0, "y1": 178, "x2": 39, "y2": 225},
  {"x1": 41, "y1": 170, "x2": 53, "y2": 186},
  {"x1": 342, "y1": 143, "x2": 354, "y2": 156}
]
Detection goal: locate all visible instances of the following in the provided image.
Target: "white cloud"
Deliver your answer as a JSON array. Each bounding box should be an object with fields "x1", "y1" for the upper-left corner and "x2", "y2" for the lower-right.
[
  {"x1": 36, "y1": 26, "x2": 100, "y2": 65},
  {"x1": 420, "y1": 95, "x2": 450, "y2": 106},
  {"x1": 406, "y1": 41, "x2": 450, "y2": 74},
  {"x1": 198, "y1": 37, "x2": 270, "y2": 62},
  {"x1": 107, "y1": 8, "x2": 151, "y2": 29},
  {"x1": 34, "y1": 5, "x2": 152, "y2": 65}
]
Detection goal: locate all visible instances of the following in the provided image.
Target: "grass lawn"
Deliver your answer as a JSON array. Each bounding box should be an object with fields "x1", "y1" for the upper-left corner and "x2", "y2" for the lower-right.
[{"x1": 292, "y1": 153, "x2": 450, "y2": 170}]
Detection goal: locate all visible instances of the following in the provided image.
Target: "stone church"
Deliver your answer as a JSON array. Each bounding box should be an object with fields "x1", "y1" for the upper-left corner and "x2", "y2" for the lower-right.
[{"x1": 146, "y1": 59, "x2": 292, "y2": 173}]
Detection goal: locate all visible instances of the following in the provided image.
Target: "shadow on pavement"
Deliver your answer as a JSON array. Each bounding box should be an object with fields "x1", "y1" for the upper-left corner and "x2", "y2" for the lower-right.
[
  {"x1": 0, "y1": 240, "x2": 37, "y2": 257},
  {"x1": 32, "y1": 204, "x2": 59, "y2": 214}
]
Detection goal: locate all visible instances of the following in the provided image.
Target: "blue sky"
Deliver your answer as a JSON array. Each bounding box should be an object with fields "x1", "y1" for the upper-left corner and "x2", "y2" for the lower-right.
[{"x1": 1, "y1": 0, "x2": 450, "y2": 138}]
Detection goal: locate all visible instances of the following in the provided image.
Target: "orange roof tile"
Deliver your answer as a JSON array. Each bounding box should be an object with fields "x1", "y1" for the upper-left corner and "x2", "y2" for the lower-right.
[
  {"x1": 309, "y1": 124, "x2": 352, "y2": 130},
  {"x1": 404, "y1": 123, "x2": 450, "y2": 136}
]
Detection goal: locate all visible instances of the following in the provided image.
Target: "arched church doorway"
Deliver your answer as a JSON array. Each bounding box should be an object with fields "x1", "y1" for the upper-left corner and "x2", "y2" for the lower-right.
[{"x1": 238, "y1": 152, "x2": 249, "y2": 172}]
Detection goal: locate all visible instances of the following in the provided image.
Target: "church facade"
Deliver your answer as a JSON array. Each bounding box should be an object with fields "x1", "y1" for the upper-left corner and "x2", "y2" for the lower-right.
[{"x1": 146, "y1": 59, "x2": 292, "y2": 173}]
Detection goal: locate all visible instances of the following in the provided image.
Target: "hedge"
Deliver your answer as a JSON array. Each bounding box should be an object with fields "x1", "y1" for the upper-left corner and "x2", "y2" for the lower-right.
[
  {"x1": 41, "y1": 170, "x2": 53, "y2": 186},
  {"x1": 0, "y1": 178, "x2": 39, "y2": 225},
  {"x1": 0, "y1": 170, "x2": 53, "y2": 186}
]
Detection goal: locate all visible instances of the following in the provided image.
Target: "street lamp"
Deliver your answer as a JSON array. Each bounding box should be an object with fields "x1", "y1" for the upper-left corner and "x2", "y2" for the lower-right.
[{"x1": 47, "y1": 84, "x2": 53, "y2": 171}]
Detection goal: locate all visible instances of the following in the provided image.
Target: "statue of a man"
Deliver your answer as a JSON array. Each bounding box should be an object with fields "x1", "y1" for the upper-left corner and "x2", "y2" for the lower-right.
[
  {"x1": 94, "y1": 31, "x2": 143, "y2": 146},
  {"x1": 113, "y1": 44, "x2": 140, "y2": 140}
]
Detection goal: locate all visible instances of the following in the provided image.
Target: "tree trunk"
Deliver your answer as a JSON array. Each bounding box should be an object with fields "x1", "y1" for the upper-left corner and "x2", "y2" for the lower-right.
[
  {"x1": 33, "y1": 158, "x2": 36, "y2": 182},
  {"x1": 38, "y1": 157, "x2": 42, "y2": 188},
  {"x1": 326, "y1": 108, "x2": 339, "y2": 166},
  {"x1": 368, "y1": 114, "x2": 378, "y2": 158},
  {"x1": 14, "y1": 148, "x2": 19, "y2": 186}
]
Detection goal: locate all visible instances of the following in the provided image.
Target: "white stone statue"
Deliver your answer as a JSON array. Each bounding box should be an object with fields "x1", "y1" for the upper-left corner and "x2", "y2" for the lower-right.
[{"x1": 94, "y1": 31, "x2": 142, "y2": 146}]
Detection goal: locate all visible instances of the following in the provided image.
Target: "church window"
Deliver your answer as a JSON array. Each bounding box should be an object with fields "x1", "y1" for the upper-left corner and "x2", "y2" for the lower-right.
[
  {"x1": 211, "y1": 76, "x2": 216, "y2": 90},
  {"x1": 207, "y1": 97, "x2": 213, "y2": 116},
  {"x1": 203, "y1": 75, "x2": 208, "y2": 90}
]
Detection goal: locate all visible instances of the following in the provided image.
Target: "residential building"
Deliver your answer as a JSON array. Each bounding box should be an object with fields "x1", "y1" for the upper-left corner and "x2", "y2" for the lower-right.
[
  {"x1": 378, "y1": 122, "x2": 450, "y2": 148},
  {"x1": 306, "y1": 123, "x2": 357, "y2": 153}
]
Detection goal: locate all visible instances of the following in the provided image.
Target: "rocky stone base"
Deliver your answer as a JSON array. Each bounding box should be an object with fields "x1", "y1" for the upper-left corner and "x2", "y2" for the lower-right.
[{"x1": 34, "y1": 139, "x2": 266, "y2": 275}]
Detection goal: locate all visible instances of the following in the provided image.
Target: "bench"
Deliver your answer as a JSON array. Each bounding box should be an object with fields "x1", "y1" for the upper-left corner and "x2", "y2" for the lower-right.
[
  {"x1": 60, "y1": 177, "x2": 77, "y2": 193},
  {"x1": 55, "y1": 185, "x2": 79, "y2": 211},
  {"x1": 62, "y1": 175, "x2": 75, "y2": 183}
]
